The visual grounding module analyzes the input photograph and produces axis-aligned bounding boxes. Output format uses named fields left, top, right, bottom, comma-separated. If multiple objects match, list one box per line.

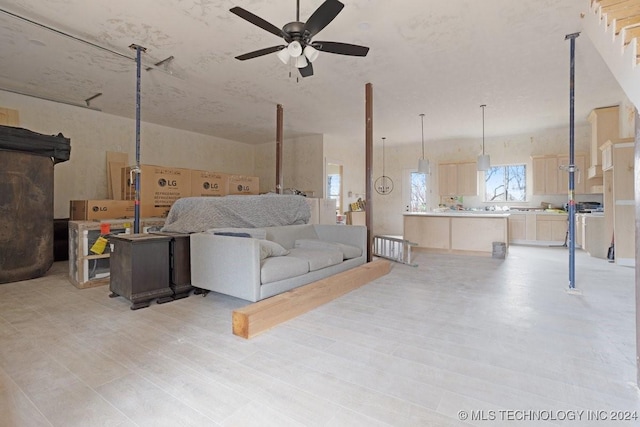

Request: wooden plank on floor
left=232, top=260, right=392, bottom=339
left=0, top=107, right=19, bottom=126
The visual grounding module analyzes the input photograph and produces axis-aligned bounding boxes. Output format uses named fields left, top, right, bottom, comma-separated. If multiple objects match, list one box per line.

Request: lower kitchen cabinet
left=536, top=215, right=567, bottom=243
left=508, top=212, right=568, bottom=245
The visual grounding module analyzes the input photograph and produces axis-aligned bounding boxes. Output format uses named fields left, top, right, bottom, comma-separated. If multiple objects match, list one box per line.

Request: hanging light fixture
left=477, top=104, right=490, bottom=171
left=417, top=113, right=429, bottom=174
left=375, top=137, right=394, bottom=194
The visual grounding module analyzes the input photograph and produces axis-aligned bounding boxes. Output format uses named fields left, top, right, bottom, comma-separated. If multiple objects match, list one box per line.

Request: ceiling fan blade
left=235, top=45, right=284, bottom=61
left=230, top=7, right=284, bottom=38
left=304, top=0, right=344, bottom=38
left=314, top=41, right=369, bottom=56
left=299, top=62, right=314, bottom=78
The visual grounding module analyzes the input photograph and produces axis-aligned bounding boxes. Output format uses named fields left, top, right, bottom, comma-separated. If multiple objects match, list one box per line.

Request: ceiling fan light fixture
left=295, top=54, right=308, bottom=68
left=304, top=45, right=319, bottom=61
left=276, top=47, right=290, bottom=64
left=288, top=40, right=303, bottom=57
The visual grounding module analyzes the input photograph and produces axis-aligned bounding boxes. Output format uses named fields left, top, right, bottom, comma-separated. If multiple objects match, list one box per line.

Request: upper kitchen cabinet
left=532, top=156, right=558, bottom=195
left=557, top=154, right=586, bottom=194
left=587, top=106, right=619, bottom=183
left=457, top=162, right=478, bottom=196
left=438, top=162, right=477, bottom=196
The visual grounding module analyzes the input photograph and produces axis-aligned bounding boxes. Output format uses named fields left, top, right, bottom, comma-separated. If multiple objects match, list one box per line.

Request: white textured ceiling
left=0, top=0, right=626, bottom=146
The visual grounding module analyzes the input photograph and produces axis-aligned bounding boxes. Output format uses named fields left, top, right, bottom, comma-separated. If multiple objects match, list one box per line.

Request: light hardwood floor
left=1, top=245, right=638, bottom=426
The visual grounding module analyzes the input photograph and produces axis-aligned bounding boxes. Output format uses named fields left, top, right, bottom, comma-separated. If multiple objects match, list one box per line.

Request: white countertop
left=404, top=212, right=510, bottom=218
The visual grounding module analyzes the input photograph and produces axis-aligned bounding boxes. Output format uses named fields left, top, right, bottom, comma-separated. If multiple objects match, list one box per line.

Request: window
left=409, top=171, right=428, bottom=212
left=484, top=165, right=526, bottom=202
left=327, top=173, right=341, bottom=213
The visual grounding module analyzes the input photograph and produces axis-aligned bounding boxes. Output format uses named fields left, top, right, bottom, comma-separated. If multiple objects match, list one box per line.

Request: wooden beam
left=601, top=1, right=640, bottom=23
left=613, top=15, right=640, bottom=34
left=232, top=260, right=391, bottom=339
left=276, top=104, right=283, bottom=194
left=365, top=83, right=373, bottom=262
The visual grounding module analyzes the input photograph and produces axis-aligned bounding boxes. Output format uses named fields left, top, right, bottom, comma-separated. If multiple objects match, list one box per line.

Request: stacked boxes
left=190, top=170, right=229, bottom=197
left=70, top=200, right=135, bottom=220
left=71, top=164, right=259, bottom=220
left=228, top=174, right=259, bottom=195
left=121, top=165, right=192, bottom=217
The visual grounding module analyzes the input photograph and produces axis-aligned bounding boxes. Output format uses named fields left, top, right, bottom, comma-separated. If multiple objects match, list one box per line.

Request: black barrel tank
left=0, top=126, right=70, bottom=283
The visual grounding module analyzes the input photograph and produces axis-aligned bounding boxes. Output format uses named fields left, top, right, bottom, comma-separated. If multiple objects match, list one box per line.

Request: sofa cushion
left=261, top=256, right=310, bottom=284
left=265, top=224, right=318, bottom=249
left=287, top=247, right=343, bottom=272
left=259, top=240, right=290, bottom=260
left=207, top=227, right=266, bottom=239
left=294, top=238, right=363, bottom=260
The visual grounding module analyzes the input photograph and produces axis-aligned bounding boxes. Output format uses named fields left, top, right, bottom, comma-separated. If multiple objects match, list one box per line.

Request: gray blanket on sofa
left=160, top=194, right=311, bottom=233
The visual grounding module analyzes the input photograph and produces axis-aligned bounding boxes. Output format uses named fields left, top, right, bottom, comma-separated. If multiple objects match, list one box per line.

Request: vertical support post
left=130, top=44, right=146, bottom=234
left=635, top=108, right=640, bottom=385
left=565, top=32, right=579, bottom=291
left=276, top=104, right=284, bottom=194
left=365, top=83, right=373, bottom=262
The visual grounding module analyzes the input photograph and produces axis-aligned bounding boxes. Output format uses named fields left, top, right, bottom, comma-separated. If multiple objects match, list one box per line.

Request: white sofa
left=190, top=224, right=367, bottom=302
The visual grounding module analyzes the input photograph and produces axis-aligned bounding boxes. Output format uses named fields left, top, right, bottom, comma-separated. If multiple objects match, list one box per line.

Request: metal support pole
left=130, top=44, right=146, bottom=234
left=565, top=32, right=579, bottom=291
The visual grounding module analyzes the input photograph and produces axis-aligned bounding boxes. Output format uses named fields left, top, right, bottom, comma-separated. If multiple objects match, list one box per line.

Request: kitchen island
left=403, top=212, right=509, bottom=256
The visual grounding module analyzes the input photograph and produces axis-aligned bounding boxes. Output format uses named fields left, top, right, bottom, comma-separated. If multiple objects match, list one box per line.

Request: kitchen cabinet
left=557, top=154, right=586, bottom=194
left=508, top=212, right=538, bottom=243
left=587, top=106, right=618, bottom=181
left=438, top=162, right=476, bottom=196
left=600, top=141, right=613, bottom=171
left=404, top=212, right=508, bottom=256
left=533, top=153, right=591, bottom=195
left=536, top=214, right=567, bottom=243
left=457, top=162, right=478, bottom=196
left=508, top=215, right=526, bottom=242
left=576, top=213, right=606, bottom=258
left=438, top=163, right=457, bottom=196
left=606, top=138, right=635, bottom=266
left=532, top=156, right=558, bottom=195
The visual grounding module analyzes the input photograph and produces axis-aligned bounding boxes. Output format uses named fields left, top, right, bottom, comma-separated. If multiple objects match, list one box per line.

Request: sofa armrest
left=190, top=232, right=262, bottom=302
left=312, top=224, right=368, bottom=258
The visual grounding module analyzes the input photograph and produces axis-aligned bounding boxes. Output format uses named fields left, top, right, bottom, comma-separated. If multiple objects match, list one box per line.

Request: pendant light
left=375, top=137, right=394, bottom=194
left=477, top=104, right=490, bottom=171
left=417, top=113, right=429, bottom=174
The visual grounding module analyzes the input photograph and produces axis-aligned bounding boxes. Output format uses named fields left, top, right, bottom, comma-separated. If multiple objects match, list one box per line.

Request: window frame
left=483, top=163, right=527, bottom=203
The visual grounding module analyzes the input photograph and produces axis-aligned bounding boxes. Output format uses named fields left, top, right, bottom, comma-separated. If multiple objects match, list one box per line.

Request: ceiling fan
left=230, top=0, right=369, bottom=77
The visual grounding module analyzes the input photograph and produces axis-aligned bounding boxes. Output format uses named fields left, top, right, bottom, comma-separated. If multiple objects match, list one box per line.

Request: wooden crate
left=68, top=218, right=166, bottom=288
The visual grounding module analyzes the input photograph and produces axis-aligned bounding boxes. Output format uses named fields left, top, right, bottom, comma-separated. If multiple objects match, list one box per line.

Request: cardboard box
left=70, top=200, right=135, bottom=220
left=190, top=170, right=229, bottom=197
left=228, top=175, right=259, bottom=195
left=122, top=165, right=192, bottom=216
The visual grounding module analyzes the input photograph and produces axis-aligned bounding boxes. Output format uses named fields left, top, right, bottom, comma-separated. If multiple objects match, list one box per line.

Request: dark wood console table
left=109, top=234, right=173, bottom=310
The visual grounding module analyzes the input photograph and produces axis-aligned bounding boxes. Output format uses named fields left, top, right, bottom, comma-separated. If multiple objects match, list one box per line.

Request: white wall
left=323, top=133, right=366, bottom=208
left=255, top=134, right=324, bottom=196
left=1, top=90, right=255, bottom=218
